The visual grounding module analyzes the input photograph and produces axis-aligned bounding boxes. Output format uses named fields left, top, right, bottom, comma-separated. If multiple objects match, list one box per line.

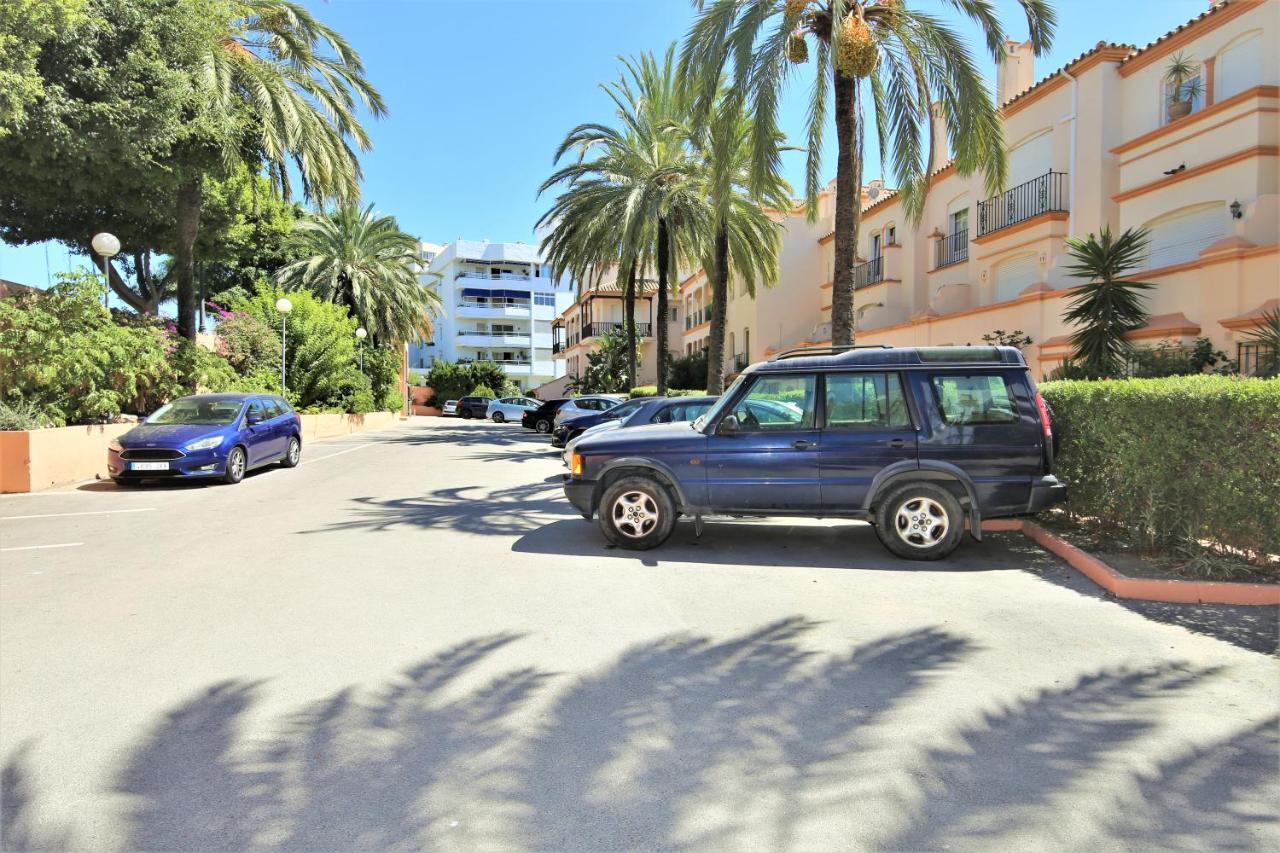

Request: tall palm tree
left=275, top=204, right=441, bottom=345
left=1062, top=226, right=1154, bottom=378
left=540, top=48, right=706, bottom=394
left=681, top=0, right=1056, bottom=346
left=173, top=0, right=386, bottom=339
left=679, top=96, right=791, bottom=393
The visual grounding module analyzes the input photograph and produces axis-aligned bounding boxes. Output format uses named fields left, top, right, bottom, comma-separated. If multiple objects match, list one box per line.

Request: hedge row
left=1040, top=375, right=1280, bottom=560
left=628, top=387, right=708, bottom=399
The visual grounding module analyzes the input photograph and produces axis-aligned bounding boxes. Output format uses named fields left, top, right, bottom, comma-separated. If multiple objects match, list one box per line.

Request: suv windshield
left=693, top=375, right=747, bottom=431
left=148, top=399, right=244, bottom=425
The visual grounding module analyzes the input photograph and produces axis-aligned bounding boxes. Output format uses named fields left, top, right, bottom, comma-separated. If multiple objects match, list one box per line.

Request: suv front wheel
left=598, top=476, right=676, bottom=550
left=874, top=482, right=964, bottom=561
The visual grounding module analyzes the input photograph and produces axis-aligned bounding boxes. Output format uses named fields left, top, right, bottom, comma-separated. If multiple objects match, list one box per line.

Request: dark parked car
left=552, top=395, right=718, bottom=449
left=564, top=345, right=1065, bottom=561
left=456, top=396, right=493, bottom=419
left=522, top=398, right=571, bottom=434
left=107, top=393, right=302, bottom=486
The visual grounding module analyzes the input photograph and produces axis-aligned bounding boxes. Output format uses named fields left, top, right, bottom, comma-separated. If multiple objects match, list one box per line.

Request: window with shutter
left=993, top=253, right=1039, bottom=302
left=1144, top=203, right=1227, bottom=269
left=1217, top=31, right=1262, bottom=102
left=1008, top=130, right=1053, bottom=188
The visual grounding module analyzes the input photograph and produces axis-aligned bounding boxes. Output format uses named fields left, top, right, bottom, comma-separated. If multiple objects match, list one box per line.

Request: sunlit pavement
left=1, top=417, right=1276, bottom=850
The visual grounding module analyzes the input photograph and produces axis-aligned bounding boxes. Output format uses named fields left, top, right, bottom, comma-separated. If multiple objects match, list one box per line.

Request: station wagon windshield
left=147, top=399, right=244, bottom=425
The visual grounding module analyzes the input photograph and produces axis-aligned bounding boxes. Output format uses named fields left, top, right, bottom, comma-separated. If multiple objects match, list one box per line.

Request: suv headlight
left=185, top=435, right=225, bottom=451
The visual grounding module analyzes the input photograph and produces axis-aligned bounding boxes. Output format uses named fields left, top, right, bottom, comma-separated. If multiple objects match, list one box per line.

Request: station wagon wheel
left=874, top=482, right=964, bottom=561
left=598, top=475, right=677, bottom=550
left=281, top=436, right=301, bottom=468
left=536, top=418, right=552, bottom=434
left=223, top=447, right=247, bottom=485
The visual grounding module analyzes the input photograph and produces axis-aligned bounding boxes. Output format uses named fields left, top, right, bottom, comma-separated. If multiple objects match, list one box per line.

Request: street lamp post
left=355, top=326, right=367, bottom=373
left=275, top=297, right=292, bottom=395
left=91, top=232, right=120, bottom=309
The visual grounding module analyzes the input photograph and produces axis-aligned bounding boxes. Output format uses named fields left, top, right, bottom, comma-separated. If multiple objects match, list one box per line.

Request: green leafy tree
left=1062, top=226, right=1155, bottom=378
left=275, top=204, right=441, bottom=345
left=469, top=384, right=497, bottom=398
left=422, top=360, right=507, bottom=406
left=667, top=350, right=709, bottom=390
left=567, top=327, right=633, bottom=394
left=681, top=0, right=1056, bottom=346
left=541, top=47, right=707, bottom=394
left=0, top=0, right=85, bottom=135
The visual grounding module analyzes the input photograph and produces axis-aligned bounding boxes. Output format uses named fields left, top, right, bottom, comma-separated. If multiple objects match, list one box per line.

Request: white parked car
left=552, top=394, right=625, bottom=427
left=486, top=396, right=540, bottom=423
left=442, top=400, right=458, bottom=417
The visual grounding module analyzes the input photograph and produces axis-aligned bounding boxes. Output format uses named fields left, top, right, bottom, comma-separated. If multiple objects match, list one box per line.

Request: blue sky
left=1, top=0, right=1211, bottom=291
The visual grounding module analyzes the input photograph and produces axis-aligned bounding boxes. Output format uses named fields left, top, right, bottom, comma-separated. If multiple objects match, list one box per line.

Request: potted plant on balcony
left=1164, top=53, right=1203, bottom=122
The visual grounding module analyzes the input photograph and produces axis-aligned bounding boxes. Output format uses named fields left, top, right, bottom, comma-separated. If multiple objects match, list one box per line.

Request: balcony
left=455, top=299, right=533, bottom=319
left=977, top=171, right=1068, bottom=238
left=731, top=353, right=748, bottom=372
left=935, top=229, right=969, bottom=269
left=552, top=341, right=565, bottom=354
left=583, top=321, right=652, bottom=340
left=456, top=328, right=531, bottom=347
left=454, top=270, right=533, bottom=282
left=853, top=256, right=883, bottom=290
left=684, top=308, right=710, bottom=330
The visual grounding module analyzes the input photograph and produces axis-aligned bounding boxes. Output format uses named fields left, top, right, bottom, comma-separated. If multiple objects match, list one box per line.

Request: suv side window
left=931, top=374, right=1018, bottom=424
left=734, top=375, right=817, bottom=431
left=825, top=373, right=911, bottom=429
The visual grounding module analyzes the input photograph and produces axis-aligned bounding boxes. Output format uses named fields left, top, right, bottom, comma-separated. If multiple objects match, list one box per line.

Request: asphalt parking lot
left=1, top=417, right=1277, bottom=850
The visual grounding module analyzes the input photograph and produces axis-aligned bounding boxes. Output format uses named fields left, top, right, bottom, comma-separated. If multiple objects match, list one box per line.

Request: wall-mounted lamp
left=1229, top=199, right=1243, bottom=220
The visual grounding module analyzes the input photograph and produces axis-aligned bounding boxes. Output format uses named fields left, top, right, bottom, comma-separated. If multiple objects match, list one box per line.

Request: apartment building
left=696, top=0, right=1280, bottom=379
left=407, top=239, right=572, bottom=392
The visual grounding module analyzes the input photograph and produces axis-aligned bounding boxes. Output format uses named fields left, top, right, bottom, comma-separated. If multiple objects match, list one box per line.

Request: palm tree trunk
left=624, top=257, right=638, bottom=389
left=656, top=218, right=671, bottom=395
left=830, top=68, right=863, bottom=347
left=174, top=176, right=203, bottom=340
left=706, top=218, right=730, bottom=394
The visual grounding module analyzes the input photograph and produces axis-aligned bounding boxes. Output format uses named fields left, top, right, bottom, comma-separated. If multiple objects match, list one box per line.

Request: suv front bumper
left=563, top=475, right=595, bottom=518
left=1027, top=475, right=1068, bottom=513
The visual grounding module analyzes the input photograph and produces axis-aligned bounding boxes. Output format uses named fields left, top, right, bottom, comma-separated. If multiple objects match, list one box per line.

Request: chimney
left=996, top=39, right=1035, bottom=106
left=929, top=101, right=949, bottom=167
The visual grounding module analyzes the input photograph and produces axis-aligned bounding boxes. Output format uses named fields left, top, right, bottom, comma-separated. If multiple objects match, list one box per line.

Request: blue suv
left=564, top=345, right=1065, bottom=560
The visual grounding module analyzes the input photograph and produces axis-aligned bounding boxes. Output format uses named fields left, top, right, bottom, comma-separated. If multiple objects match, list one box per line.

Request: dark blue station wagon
left=564, top=345, right=1066, bottom=560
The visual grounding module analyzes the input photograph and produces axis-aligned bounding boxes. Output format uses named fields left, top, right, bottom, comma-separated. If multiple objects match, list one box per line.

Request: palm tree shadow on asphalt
left=4, top=622, right=1273, bottom=851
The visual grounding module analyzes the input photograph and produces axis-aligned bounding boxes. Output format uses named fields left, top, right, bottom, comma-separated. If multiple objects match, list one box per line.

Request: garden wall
left=0, top=412, right=401, bottom=493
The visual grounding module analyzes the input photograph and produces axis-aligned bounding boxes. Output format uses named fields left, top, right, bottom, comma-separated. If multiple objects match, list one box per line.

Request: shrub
left=0, top=398, right=48, bottom=430
left=470, top=383, right=496, bottom=398
left=423, top=360, right=506, bottom=404
left=1041, top=375, right=1280, bottom=564
left=629, top=386, right=706, bottom=399
left=667, top=350, right=707, bottom=389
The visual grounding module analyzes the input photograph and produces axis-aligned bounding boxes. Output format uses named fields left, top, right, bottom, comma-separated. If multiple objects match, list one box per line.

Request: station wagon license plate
left=130, top=461, right=169, bottom=471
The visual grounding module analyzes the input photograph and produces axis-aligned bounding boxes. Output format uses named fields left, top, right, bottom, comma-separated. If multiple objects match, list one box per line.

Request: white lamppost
left=355, top=326, right=367, bottom=373
left=275, top=297, right=292, bottom=394
left=91, top=232, right=120, bottom=308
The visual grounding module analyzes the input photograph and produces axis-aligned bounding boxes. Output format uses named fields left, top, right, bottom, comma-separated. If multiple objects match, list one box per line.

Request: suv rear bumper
left=1027, top=475, right=1067, bottom=513
left=563, top=475, right=595, bottom=518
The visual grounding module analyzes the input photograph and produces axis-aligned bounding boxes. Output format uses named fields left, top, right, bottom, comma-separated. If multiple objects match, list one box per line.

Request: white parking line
left=301, top=441, right=385, bottom=465
left=0, top=542, right=84, bottom=553
left=0, top=508, right=156, bottom=521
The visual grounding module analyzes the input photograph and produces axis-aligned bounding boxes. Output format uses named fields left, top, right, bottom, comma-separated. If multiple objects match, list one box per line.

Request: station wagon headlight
left=185, top=435, right=225, bottom=451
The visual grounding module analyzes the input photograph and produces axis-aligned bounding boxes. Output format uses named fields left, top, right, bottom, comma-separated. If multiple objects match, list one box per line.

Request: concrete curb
left=981, top=519, right=1280, bottom=606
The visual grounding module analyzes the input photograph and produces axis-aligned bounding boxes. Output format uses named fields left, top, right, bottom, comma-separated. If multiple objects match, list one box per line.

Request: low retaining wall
left=0, top=412, right=400, bottom=493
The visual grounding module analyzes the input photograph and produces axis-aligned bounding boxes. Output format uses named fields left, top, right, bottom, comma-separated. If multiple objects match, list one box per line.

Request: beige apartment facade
left=724, top=0, right=1279, bottom=378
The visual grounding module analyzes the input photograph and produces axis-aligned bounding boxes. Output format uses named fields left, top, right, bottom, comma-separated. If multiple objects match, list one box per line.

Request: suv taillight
left=1035, top=392, right=1053, bottom=440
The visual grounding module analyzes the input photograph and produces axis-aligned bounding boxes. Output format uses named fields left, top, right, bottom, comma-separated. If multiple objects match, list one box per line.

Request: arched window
left=1144, top=202, right=1227, bottom=269
left=1217, top=30, right=1263, bottom=102
left=728, top=331, right=736, bottom=357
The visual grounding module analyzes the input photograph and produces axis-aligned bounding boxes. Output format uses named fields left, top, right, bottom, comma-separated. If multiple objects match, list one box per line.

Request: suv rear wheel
left=874, top=482, right=964, bottom=561
left=598, top=476, right=676, bottom=550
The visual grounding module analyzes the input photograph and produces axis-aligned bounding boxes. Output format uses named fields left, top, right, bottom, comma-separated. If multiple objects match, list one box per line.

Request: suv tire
left=874, top=482, right=964, bottom=561
left=460, top=408, right=473, bottom=420
left=598, top=475, right=676, bottom=550
left=492, top=411, right=505, bottom=423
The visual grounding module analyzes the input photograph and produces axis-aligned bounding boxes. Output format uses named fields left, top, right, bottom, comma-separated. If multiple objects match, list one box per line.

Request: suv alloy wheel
left=598, top=475, right=677, bottom=550
left=874, top=482, right=964, bottom=560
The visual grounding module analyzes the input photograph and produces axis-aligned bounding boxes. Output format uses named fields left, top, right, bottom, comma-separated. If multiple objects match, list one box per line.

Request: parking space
left=1, top=417, right=1276, bottom=850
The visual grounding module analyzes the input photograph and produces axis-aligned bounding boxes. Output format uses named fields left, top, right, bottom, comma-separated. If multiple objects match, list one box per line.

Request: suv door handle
left=888, top=438, right=905, bottom=448
left=792, top=440, right=816, bottom=450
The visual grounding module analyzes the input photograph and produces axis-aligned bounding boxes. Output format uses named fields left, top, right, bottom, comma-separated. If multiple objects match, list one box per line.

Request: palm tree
left=681, top=0, right=1056, bottom=346
left=275, top=204, right=441, bottom=345
left=1241, top=307, right=1280, bottom=378
left=173, top=0, right=387, bottom=339
left=1061, top=226, right=1155, bottom=378
left=679, top=96, right=791, bottom=393
left=540, top=48, right=706, bottom=394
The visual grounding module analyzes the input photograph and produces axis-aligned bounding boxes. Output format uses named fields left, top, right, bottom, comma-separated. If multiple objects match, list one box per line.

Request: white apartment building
left=408, top=239, right=572, bottom=392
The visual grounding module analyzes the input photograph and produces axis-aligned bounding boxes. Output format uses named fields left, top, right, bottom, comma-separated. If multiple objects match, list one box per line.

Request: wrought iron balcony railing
left=976, top=171, right=1068, bottom=238
left=853, top=256, right=884, bottom=290
left=935, top=229, right=969, bottom=268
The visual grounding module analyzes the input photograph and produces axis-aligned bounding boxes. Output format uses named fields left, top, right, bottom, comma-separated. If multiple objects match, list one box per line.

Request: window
left=262, top=399, right=283, bottom=419
left=993, top=253, right=1039, bottom=302
left=274, top=397, right=293, bottom=413
left=247, top=400, right=267, bottom=422
left=1163, top=67, right=1204, bottom=122
left=733, top=375, right=816, bottom=431
left=825, top=373, right=911, bottom=429
left=653, top=400, right=713, bottom=423
left=931, top=374, right=1018, bottom=424
left=1218, top=31, right=1262, bottom=102
left=886, top=225, right=897, bottom=245
left=534, top=293, right=556, bottom=306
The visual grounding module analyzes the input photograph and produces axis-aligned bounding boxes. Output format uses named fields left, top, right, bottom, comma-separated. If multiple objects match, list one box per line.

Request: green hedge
left=629, top=386, right=707, bottom=399
left=1041, top=376, right=1280, bottom=560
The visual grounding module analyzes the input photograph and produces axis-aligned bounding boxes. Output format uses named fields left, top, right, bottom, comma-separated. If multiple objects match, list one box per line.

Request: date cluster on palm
left=787, top=33, right=810, bottom=64
left=835, top=13, right=879, bottom=78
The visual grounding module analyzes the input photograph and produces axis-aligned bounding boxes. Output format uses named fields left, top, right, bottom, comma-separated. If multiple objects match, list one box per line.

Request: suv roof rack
left=768, top=344, right=892, bottom=362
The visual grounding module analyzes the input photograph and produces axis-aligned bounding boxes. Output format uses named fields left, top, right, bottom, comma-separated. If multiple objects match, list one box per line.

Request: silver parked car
left=562, top=395, right=717, bottom=464
left=486, top=396, right=540, bottom=423
left=442, top=400, right=458, bottom=417
left=552, top=394, right=625, bottom=427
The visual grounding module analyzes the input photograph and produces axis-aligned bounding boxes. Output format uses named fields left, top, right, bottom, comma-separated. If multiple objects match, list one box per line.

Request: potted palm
left=1165, top=53, right=1203, bottom=121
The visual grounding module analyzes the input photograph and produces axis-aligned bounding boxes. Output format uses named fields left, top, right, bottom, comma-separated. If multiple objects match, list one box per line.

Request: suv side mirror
left=715, top=415, right=739, bottom=436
